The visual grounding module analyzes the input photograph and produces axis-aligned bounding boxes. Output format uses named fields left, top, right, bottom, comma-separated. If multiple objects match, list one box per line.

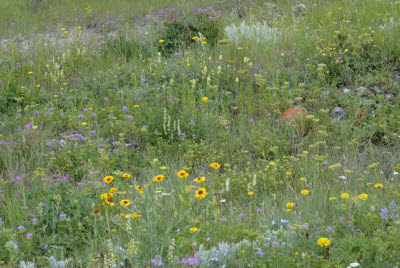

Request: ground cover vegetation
left=1, top=0, right=400, bottom=267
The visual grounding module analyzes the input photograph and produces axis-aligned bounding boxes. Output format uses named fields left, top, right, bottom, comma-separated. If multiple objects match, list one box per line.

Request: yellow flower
left=269, top=161, right=276, bottom=166
left=135, top=184, right=144, bottom=195
left=100, top=193, right=108, bottom=199
left=192, top=36, right=199, bottom=40
left=273, top=193, right=277, bottom=198
left=177, top=170, right=189, bottom=178
left=122, top=173, right=132, bottom=178
left=159, top=40, right=165, bottom=43
left=194, top=177, right=206, bottom=183
left=195, top=187, right=208, bottom=199
left=133, top=104, right=139, bottom=108
left=248, top=191, right=254, bottom=195
left=202, top=96, right=209, bottom=103
left=340, top=192, right=349, bottom=199
left=105, top=199, right=115, bottom=206
left=27, top=71, right=33, bottom=74
left=286, top=202, right=295, bottom=208
left=81, top=122, right=87, bottom=126
left=189, top=227, right=198, bottom=233
left=210, top=162, right=221, bottom=170
left=202, top=41, right=207, bottom=45
left=374, top=183, right=383, bottom=188
left=202, top=37, right=206, bottom=40
left=120, top=199, right=131, bottom=207
left=103, top=176, right=114, bottom=184
left=35, top=85, right=40, bottom=88
left=153, top=175, right=165, bottom=182
left=317, top=237, right=331, bottom=247
left=110, top=187, right=117, bottom=193
left=358, top=193, right=368, bottom=200
left=160, top=166, right=167, bottom=170
left=301, top=189, right=310, bottom=195
left=329, top=197, right=337, bottom=200
left=286, top=171, right=292, bottom=175
left=300, top=177, right=306, bottom=181
left=129, top=212, right=141, bottom=220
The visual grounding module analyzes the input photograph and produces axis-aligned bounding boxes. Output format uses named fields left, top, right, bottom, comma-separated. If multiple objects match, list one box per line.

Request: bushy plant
left=148, top=7, right=224, bottom=54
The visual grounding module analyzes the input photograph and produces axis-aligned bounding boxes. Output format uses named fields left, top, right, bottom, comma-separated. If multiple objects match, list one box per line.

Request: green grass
left=1, top=0, right=400, bottom=267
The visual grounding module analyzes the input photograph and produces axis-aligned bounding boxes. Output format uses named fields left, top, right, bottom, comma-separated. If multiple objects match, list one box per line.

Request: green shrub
left=150, top=7, right=224, bottom=54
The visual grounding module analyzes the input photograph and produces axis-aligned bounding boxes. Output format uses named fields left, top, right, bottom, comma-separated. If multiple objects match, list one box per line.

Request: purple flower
left=34, top=111, right=40, bottom=115
left=46, top=142, right=53, bottom=146
left=226, top=125, right=230, bottom=129
left=192, top=134, right=196, bottom=138
left=113, top=149, right=119, bottom=153
left=336, top=108, right=344, bottom=114
left=151, top=255, right=163, bottom=266
left=190, top=119, right=195, bottom=124
left=16, top=190, right=21, bottom=195
left=327, top=226, right=334, bottom=232
left=380, top=208, right=389, bottom=220
left=59, top=214, right=67, bottom=220
left=272, top=241, right=279, bottom=246
left=257, top=208, right=263, bottom=213
left=337, top=56, right=342, bottom=61
left=16, top=62, right=21, bottom=67
left=239, top=213, right=245, bottom=218
left=27, top=233, right=33, bottom=239
left=16, top=176, right=21, bottom=181
left=338, top=216, right=344, bottom=221
left=182, top=253, right=199, bottom=265
left=91, top=113, right=97, bottom=117
left=18, top=225, right=25, bottom=232
left=104, top=97, right=109, bottom=101
left=83, top=109, right=88, bottom=112
left=175, top=53, right=180, bottom=56
left=301, top=224, right=309, bottom=229
left=220, top=217, right=227, bottom=222
left=32, top=218, right=38, bottom=224
left=142, top=125, right=148, bottom=129
left=78, top=115, right=84, bottom=119
left=249, top=118, right=254, bottom=123
left=122, top=106, right=128, bottom=111
left=90, top=130, right=96, bottom=134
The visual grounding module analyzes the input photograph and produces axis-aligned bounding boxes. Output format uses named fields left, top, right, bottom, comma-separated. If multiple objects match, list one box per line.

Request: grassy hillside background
left=1, top=0, right=400, bottom=267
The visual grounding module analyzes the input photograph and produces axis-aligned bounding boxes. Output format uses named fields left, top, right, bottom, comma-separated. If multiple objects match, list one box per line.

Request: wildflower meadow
left=1, top=0, right=400, bottom=267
